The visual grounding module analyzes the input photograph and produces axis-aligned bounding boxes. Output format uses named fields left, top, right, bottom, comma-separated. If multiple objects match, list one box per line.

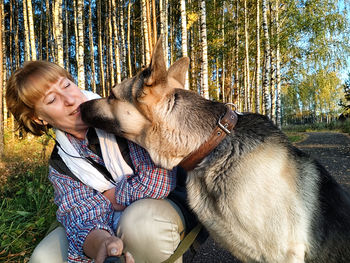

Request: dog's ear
left=145, top=37, right=167, bottom=86
left=167, top=57, right=190, bottom=88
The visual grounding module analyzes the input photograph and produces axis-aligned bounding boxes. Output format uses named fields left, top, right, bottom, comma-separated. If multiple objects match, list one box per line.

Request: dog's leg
left=284, top=243, right=305, bottom=263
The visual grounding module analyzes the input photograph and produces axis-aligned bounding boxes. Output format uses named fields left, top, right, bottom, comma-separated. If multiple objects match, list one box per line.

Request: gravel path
left=184, top=132, right=350, bottom=263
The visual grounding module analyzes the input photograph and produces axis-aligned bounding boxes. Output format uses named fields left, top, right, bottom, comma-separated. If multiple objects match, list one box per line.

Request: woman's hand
left=103, top=187, right=126, bottom=211
left=84, top=229, right=134, bottom=263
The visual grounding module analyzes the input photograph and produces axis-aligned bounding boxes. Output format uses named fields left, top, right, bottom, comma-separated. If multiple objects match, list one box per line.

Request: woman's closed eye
left=47, top=96, right=56, bottom=104
left=64, top=82, right=71, bottom=88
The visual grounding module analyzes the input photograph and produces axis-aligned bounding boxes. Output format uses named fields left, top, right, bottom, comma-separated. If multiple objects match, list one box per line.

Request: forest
left=0, top=0, right=350, bottom=151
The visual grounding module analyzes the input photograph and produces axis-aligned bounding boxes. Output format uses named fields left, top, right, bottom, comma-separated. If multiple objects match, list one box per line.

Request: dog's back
left=187, top=113, right=350, bottom=263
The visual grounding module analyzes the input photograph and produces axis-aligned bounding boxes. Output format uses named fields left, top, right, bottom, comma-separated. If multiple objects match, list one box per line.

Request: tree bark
left=119, top=1, right=127, bottom=79
left=244, top=0, right=251, bottom=111
left=275, top=0, right=282, bottom=128
left=127, top=2, right=132, bottom=77
left=160, top=0, right=169, bottom=68
left=255, top=0, right=261, bottom=113
left=141, top=0, right=151, bottom=65
left=23, top=0, right=30, bottom=61
left=200, top=0, right=209, bottom=99
left=270, top=1, right=276, bottom=122
left=262, top=0, right=271, bottom=115
left=65, top=0, right=70, bottom=70
left=181, top=0, right=189, bottom=89
left=54, top=0, right=64, bottom=67
left=97, top=0, right=105, bottom=96
left=235, top=0, right=240, bottom=110
left=88, top=0, right=96, bottom=93
left=27, top=0, right=37, bottom=60
left=77, top=0, right=85, bottom=89
left=152, top=0, right=157, bottom=46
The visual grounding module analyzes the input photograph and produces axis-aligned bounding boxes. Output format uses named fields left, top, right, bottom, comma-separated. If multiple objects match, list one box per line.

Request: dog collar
left=179, top=104, right=238, bottom=171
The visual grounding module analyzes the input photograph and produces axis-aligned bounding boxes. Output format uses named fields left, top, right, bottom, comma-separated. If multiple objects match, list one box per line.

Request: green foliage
left=0, top=131, right=56, bottom=262
left=283, top=118, right=350, bottom=134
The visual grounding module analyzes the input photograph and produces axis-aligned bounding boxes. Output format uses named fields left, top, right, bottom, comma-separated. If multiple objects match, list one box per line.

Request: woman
left=6, top=61, right=189, bottom=263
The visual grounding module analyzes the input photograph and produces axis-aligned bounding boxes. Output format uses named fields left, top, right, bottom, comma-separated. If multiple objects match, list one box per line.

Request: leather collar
left=179, top=106, right=238, bottom=171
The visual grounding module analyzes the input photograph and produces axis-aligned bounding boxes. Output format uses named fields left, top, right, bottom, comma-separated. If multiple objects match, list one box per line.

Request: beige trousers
left=29, top=198, right=185, bottom=263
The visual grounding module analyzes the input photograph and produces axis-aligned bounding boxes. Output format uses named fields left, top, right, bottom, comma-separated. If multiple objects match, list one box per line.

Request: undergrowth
left=0, top=131, right=55, bottom=263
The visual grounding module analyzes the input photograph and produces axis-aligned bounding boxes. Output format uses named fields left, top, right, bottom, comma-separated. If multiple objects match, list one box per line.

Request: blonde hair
left=6, top=61, right=74, bottom=136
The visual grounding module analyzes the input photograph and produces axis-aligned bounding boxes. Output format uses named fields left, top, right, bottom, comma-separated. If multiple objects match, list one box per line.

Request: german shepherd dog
left=80, top=39, right=350, bottom=263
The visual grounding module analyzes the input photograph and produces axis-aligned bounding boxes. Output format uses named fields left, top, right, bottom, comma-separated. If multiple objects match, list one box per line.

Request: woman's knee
left=29, top=226, right=68, bottom=263
left=117, top=198, right=185, bottom=263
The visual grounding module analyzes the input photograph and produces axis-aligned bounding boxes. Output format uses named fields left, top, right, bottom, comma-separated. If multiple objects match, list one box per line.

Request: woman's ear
left=33, top=117, right=48, bottom=126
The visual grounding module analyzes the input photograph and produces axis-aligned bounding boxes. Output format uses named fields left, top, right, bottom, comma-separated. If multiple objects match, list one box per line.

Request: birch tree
left=181, top=0, right=189, bottom=89
left=97, top=0, right=105, bottom=96
left=270, top=1, right=276, bottom=121
left=119, top=0, right=127, bottom=78
left=23, top=0, right=30, bottom=61
left=262, top=0, right=271, bottom=115
left=88, top=0, right=96, bottom=93
left=141, top=0, right=151, bottom=65
left=275, top=0, right=281, bottom=127
left=255, top=0, right=261, bottom=113
left=76, top=0, right=85, bottom=89
left=53, top=0, right=64, bottom=67
left=127, top=2, right=132, bottom=77
left=160, top=0, right=169, bottom=68
left=200, top=0, right=209, bottom=99
left=27, top=0, right=37, bottom=60
left=235, top=0, right=240, bottom=110
left=244, top=0, right=250, bottom=111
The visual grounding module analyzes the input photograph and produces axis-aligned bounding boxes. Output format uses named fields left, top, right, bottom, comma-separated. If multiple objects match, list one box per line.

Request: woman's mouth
left=70, top=108, right=80, bottom=115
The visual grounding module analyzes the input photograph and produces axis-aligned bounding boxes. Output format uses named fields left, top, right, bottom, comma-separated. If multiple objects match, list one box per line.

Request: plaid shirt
left=49, top=132, right=177, bottom=262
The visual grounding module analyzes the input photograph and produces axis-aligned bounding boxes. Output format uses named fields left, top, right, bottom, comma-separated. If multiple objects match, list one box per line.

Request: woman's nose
left=63, top=93, right=75, bottom=105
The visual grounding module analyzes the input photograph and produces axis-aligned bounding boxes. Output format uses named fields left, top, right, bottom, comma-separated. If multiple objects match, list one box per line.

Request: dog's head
left=81, top=38, right=224, bottom=169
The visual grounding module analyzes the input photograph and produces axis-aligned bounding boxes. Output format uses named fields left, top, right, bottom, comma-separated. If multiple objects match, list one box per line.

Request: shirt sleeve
left=114, top=141, right=177, bottom=206
left=49, top=167, right=115, bottom=262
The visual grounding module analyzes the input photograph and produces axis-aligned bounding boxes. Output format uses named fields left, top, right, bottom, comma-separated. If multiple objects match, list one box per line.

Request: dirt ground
left=184, top=132, right=350, bottom=263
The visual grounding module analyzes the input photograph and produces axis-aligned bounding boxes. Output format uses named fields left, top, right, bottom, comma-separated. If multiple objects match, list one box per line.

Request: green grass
left=283, top=119, right=350, bottom=134
left=0, top=131, right=56, bottom=262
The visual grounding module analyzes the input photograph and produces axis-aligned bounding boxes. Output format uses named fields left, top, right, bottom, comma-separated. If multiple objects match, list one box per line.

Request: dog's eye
left=107, top=93, right=116, bottom=103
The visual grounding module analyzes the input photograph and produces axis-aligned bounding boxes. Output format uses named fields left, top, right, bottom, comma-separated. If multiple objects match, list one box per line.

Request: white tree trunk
left=77, top=0, right=85, bottom=89
left=88, top=0, right=96, bottom=93
left=200, top=0, right=209, bottom=99
left=23, top=0, right=30, bottom=61
left=235, top=0, right=240, bottom=110
left=127, top=2, right=132, bottom=77
left=255, top=0, right=261, bottom=113
left=270, top=1, right=276, bottom=122
left=141, top=0, right=151, bottom=65
left=111, top=0, right=121, bottom=84
left=262, top=0, right=271, bottom=115
left=275, top=0, right=282, bottom=128
left=27, top=0, right=37, bottom=60
left=181, top=0, right=189, bottom=89
left=244, top=0, right=251, bottom=111
left=119, top=0, right=127, bottom=78
left=54, top=0, right=64, bottom=67
left=160, top=0, right=169, bottom=68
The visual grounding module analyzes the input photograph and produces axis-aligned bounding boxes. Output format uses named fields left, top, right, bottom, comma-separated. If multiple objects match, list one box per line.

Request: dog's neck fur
left=144, top=90, right=228, bottom=169
left=178, top=106, right=238, bottom=171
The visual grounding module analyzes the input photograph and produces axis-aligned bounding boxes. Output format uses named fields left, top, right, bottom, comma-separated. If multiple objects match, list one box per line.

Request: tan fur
left=80, top=38, right=350, bottom=263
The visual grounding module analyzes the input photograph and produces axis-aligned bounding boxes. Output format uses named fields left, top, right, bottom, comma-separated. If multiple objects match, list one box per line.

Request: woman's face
left=34, top=76, right=88, bottom=139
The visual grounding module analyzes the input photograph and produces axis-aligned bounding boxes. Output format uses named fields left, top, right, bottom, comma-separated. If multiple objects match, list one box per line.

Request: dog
left=80, top=38, right=350, bottom=263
